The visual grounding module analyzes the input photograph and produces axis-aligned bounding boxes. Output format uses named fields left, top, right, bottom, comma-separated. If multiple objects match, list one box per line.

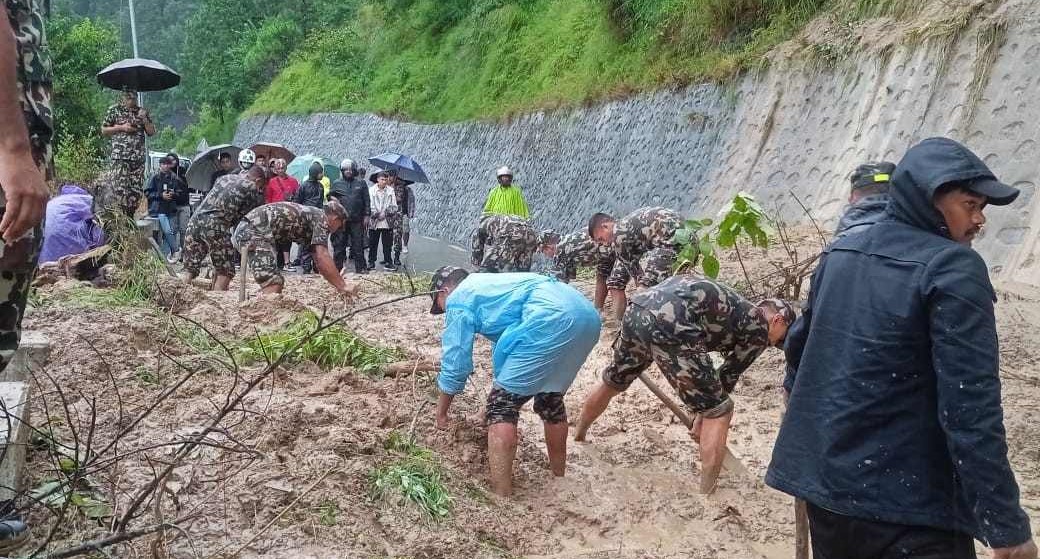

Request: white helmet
left=340, top=159, right=358, bottom=172
left=496, top=166, right=513, bottom=178
left=238, top=149, right=256, bottom=165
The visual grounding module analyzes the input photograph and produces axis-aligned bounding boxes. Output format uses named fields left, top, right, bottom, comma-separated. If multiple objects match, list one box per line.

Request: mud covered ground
left=19, top=233, right=1040, bottom=558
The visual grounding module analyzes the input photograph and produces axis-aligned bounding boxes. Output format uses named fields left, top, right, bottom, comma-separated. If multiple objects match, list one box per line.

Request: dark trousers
left=299, top=244, right=314, bottom=273
left=807, top=503, right=976, bottom=559
left=332, top=221, right=366, bottom=272
left=368, top=228, right=392, bottom=266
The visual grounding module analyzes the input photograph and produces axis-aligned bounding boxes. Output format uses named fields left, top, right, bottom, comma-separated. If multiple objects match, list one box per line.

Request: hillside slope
left=248, top=0, right=831, bottom=122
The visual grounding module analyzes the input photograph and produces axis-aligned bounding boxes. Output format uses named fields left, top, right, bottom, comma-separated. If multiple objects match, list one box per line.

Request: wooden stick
left=147, top=237, right=178, bottom=278
left=238, top=247, right=248, bottom=303
left=636, top=373, right=749, bottom=479
left=795, top=498, right=810, bottom=559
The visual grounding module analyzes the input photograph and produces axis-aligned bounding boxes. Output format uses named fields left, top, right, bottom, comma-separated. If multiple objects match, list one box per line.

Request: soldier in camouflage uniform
left=181, top=167, right=268, bottom=290
left=550, top=230, right=616, bottom=309
left=233, top=201, right=359, bottom=298
left=1, top=0, right=54, bottom=544
left=96, top=89, right=155, bottom=220
left=589, top=207, right=685, bottom=321
left=574, top=276, right=795, bottom=493
left=470, top=214, right=552, bottom=273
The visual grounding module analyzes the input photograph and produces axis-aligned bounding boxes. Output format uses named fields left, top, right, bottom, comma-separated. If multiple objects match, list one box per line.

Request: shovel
left=637, top=373, right=750, bottom=492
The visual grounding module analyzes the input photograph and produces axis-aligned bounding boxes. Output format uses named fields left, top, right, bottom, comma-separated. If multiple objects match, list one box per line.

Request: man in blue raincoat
left=769, top=138, right=1036, bottom=559
left=429, top=266, right=601, bottom=496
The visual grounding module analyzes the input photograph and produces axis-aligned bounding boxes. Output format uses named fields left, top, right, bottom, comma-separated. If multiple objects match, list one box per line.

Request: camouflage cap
left=429, top=266, right=470, bottom=315
left=849, top=161, right=896, bottom=190
left=539, top=229, right=561, bottom=247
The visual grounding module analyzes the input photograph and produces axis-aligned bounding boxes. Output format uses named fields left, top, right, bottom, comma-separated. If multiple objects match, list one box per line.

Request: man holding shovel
left=574, top=276, right=794, bottom=493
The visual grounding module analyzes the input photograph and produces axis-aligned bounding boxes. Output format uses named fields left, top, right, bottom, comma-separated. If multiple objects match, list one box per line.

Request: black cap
left=429, top=266, right=469, bottom=315
left=850, top=161, right=896, bottom=190
left=965, top=176, right=1020, bottom=206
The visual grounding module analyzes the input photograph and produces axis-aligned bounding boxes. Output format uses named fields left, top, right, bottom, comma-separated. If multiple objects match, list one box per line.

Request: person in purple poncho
left=40, top=184, right=105, bottom=265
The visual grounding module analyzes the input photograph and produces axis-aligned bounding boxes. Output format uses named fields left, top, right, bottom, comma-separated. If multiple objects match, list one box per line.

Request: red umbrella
left=249, top=142, right=295, bottom=163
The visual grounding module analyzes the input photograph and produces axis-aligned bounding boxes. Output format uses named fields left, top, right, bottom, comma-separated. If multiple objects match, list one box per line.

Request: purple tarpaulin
left=39, top=185, right=105, bottom=265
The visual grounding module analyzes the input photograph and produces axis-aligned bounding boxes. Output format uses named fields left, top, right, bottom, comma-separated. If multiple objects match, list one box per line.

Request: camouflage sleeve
left=102, top=105, right=118, bottom=127
left=717, top=343, right=766, bottom=394
left=310, top=215, right=330, bottom=247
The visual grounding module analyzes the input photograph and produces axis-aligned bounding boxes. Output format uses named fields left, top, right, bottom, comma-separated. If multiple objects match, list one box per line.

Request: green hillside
left=248, top=0, right=829, bottom=122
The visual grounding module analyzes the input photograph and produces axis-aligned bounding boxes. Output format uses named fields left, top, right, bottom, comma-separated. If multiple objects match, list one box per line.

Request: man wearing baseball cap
left=770, top=137, right=1035, bottom=559
left=428, top=267, right=600, bottom=496
left=836, top=161, right=895, bottom=238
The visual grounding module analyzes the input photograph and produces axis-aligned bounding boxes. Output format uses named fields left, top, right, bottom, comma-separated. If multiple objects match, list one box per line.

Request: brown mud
left=21, top=231, right=1040, bottom=558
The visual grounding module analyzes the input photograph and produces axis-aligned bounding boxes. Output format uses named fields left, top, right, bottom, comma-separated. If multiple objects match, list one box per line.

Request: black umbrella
left=185, top=144, right=242, bottom=192
left=97, top=58, right=180, bottom=92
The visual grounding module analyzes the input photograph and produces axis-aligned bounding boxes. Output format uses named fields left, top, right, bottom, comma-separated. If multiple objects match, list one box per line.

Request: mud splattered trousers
left=94, top=158, right=145, bottom=221
left=231, top=223, right=284, bottom=288
left=603, top=303, right=735, bottom=418
left=182, top=215, right=236, bottom=278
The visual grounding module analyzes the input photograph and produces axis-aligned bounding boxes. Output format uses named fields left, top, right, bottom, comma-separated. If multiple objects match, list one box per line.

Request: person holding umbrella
left=97, top=89, right=155, bottom=220
left=328, top=159, right=370, bottom=274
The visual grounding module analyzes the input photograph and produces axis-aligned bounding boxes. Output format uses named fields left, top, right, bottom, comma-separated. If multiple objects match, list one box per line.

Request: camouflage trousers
left=474, top=239, right=537, bottom=273
left=605, top=247, right=677, bottom=291
left=231, top=223, right=283, bottom=288
left=602, top=304, right=734, bottom=418
left=485, top=385, right=567, bottom=425
left=182, top=215, right=236, bottom=277
left=392, top=215, right=410, bottom=255
left=94, top=158, right=145, bottom=220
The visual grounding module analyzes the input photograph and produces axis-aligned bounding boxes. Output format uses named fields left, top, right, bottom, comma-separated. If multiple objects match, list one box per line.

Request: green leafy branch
left=673, top=192, right=772, bottom=279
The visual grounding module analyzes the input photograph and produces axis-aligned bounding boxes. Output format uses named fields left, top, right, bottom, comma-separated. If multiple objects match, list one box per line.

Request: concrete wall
left=235, top=0, right=1040, bottom=286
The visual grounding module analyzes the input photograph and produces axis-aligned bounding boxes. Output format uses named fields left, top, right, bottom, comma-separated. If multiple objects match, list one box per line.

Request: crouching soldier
left=181, top=166, right=268, bottom=290
left=574, top=276, right=794, bottom=494
left=588, top=206, right=684, bottom=322
left=551, top=230, right=617, bottom=310
left=429, top=267, right=601, bottom=496
left=233, top=201, right=359, bottom=299
left=470, top=214, right=557, bottom=273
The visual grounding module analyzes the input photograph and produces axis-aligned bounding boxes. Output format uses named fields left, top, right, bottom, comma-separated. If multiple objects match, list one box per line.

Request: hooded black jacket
left=834, top=194, right=890, bottom=238
left=768, top=138, right=1031, bottom=548
left=294, top=179, right=324, bottom=208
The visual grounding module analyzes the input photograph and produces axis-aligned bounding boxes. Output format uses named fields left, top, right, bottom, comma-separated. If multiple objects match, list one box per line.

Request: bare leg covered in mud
left=488, top=423, right=518, bottom=496
left=690, top=410, right=734, bottom=494
left=573, top=382, right=621, bottom=442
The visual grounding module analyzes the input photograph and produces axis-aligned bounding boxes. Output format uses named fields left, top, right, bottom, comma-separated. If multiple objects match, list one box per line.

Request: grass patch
left=238, top=312, right=405, bottom=372
left=370, top=431, right=452, bottom=519
left=316, top=499, right=339, bottom=526
left=248, top=0, right=832, bottom=123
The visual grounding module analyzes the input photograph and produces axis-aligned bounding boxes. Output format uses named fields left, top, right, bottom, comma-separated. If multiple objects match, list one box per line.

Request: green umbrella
left=286, top=154, right=338, bottom=184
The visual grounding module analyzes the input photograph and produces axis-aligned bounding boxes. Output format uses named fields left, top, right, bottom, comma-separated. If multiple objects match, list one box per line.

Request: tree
left=48, top=14, right=124, bottom=183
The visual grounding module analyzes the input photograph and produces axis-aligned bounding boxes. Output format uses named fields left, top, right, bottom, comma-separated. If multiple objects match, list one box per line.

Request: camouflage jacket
left=553, top=230, right=614, bottom=276
left=242, top=202, right=330, bottom=247
left=103, top=103, right=146, bottom=162
left=6, top=0, right=52, bottom=149
left=470, top=214, right=537, bottom=266
left=631, top=276, right=768, bottom=392
left=194, top=174, right=265, bottom=230
left=612, top=207, right=682, bottom=279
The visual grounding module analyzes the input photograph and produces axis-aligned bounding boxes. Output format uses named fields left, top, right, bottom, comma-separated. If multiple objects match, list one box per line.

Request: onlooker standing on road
left=167, top=151, right=191, bottom=252
left=367, top=171, right=398, bottom=271
left=769, top=138, right=1037, bottom=559
left=482, top=166, right=529, bottom=219
left=391, top=175, right=415, bottom=265
left=1, top=0, right=56, bottom=546
left=267, top=158, right=300, bottom=270
left=328, top=159, right=370, bottom=274
left=97, top=89, right=155, bottom=220
left=210, top=152, right=234, bottom=189
left=293, top=161, right=325, bottom=273
left=145, top=155, right=188, bottom=261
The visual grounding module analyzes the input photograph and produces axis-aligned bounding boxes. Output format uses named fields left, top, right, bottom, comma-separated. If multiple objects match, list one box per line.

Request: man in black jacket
left=293, top=161, right=325, bottom=273
left=769, top=137, right=1036, bottom=559
left=328, top=159, right=370, bottom=274
left=145, top=155, right=189, bottom=260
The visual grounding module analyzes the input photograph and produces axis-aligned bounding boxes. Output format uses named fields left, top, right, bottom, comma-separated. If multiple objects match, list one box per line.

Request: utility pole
left=128, top=0, right=139, bottom=58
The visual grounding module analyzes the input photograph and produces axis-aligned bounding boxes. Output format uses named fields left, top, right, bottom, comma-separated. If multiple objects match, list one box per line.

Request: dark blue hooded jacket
left=768, top=138, right=1031, bottom=548
left=834, top=194, right=890, bottom=238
